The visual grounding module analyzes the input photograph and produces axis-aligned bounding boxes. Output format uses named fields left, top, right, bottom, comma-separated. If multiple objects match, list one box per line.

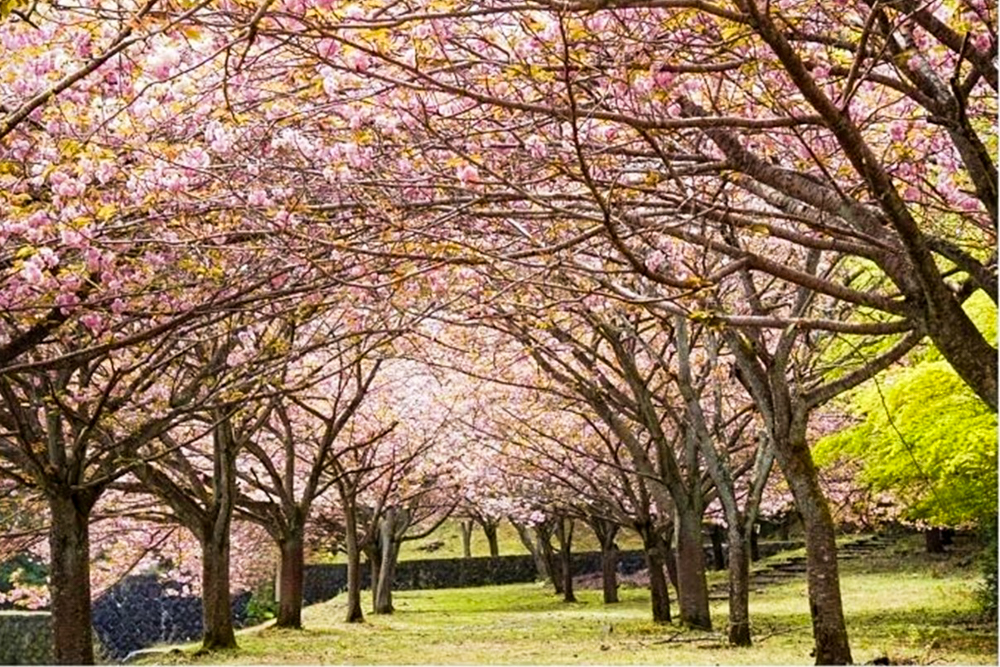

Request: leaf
left=688, top=310, right=717, bottom=323
left=95, top=204, right=117, bottom=221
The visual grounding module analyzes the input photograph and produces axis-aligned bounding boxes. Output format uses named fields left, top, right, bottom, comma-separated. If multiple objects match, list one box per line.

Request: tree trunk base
left=728, top=621, right=751, bottom=647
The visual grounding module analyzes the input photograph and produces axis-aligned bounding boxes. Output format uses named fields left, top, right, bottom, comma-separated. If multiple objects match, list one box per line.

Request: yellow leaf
left=58, top=139, right=83, bottom=158
left=96, top=204, right=116, bottom=221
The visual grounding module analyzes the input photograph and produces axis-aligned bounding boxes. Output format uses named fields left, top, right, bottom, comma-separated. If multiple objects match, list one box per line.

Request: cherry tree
left=123, top=311, right=321, bottom=651
left=671, top=316, right=773, bottom=645
left=303, top=356, right=459, bottom=622
left=0, top=306, right=271, bottom=663
left=1, top=2, right=992, bottom=664
left=422, top=315, right=681, bottom=618
left=452, top=333, right=677, bottom=622
left=490, top=292, right=714, bottom=629
left=293, top=5, right=993, bottom=658
left=236, top=326, right=395, bottom=628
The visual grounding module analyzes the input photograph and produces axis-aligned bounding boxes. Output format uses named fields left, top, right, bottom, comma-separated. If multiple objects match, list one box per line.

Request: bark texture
left=374, top=509, right=400, bottom=614
left=200, top=529, right=236, bottom=651
left=483, top=521, right=500, bottom=558
left=779, top=421, right=852, bottom=665
left=600, top=545, right=620, bottom=604
left=275, top=529, right=305, bottom=628
left=344, top=507, right=365, bottom=623
left=675, top=504, right=712, bottom=630
left=48, top=492, right=96, bottom=665
left=726, top=523, right=752, bottom=647
left=645, top=545, right=672, bottom=624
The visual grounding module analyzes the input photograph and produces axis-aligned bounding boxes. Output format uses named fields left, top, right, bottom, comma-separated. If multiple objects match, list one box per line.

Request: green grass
left=148, top=535, right=996, bottom=665
left=398, top=519, right=529, bottom=561
left=315, top=518, right=648, bottom=563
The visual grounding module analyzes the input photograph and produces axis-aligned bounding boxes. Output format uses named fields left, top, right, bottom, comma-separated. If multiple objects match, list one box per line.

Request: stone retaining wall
left=0, top=612, right=52, bottom=665
left=92, top=575, right=252, bottom=662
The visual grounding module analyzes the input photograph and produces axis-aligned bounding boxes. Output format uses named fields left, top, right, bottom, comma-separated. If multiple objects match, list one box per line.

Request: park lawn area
left=311, top=518, right=647, bottom=563
left=149, top=537, right=995, bottom=665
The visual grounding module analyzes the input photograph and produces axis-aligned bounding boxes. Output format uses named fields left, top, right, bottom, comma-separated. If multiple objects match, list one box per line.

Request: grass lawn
left=311, top=518, right=648, bottom=563
left=147, top=535, right=996, bottom=665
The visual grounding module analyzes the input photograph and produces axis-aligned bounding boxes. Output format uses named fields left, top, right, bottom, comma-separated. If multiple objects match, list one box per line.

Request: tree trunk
left=601, top=544, right=619, bottom=604
left=710, top=524, right=726, bottom=571
left=724, top=326, right=852, bottom=663
left=675, top=503, right=712, bottom=630
left=275, top=528, right=305, bottom=629
left=555, top=518, right=575, bottom=603
left=726, top=521, right=752, bottom=647
left=483, top=521, right=500, bottom=558
left=778, top=422, right=852, bottom=665
left=925, top=528, right=945, bottom=554
left=373, top=542, right=398, bottom=614
left=750, top=523, right=760, bottom=562
left=200, top=527, right=237, bottom=651
left=536, top=525, right=563, bottom=595
left=344, top=508, right=364, bottom=623
left=641, top=530, right=671, bottom=624
left=365, top=542, right=381, bottom=612
left=459, top=519, right=474, bottom=559
left=924, top=296, right=998, bottom=412
left=48, top=492, right=95, bottom=665
left=513, top=520, right=550, bottom=581
left=374, top=512, right=398, bottom=614
left=664, top=543, right=679, bottom=594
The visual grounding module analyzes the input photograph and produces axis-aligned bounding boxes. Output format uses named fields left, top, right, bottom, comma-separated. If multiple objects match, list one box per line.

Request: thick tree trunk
left=459, top=519, right=473, bottom=559
left=200, top=528, right=237, bottom=651
left=374, top=513, right=398, bottom=614
left=275, top=528, right=305, bottom=629
left=48, top=492, right=95, bottom=665
left=778, top=422, right=852, bottom=665
left=373, top=543, right=398, bottom=614
left=344, top=509, right=364, bottom=623
left=483, top=521, right=500, bottom=558
left=600, top=544, right=619, bottom=604
left=675, top=504, right=712, bottom=630
left=641, top=530, right=672, bottom=624
left=726, top=521, right=752, bottom=647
